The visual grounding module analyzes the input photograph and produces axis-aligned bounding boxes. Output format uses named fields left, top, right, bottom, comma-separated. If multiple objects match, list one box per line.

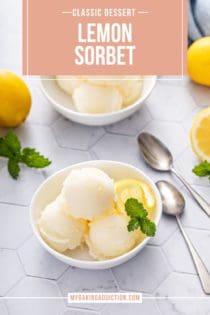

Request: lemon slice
left=115, top=179, right=144, bottom=212
left=139, top=182, right=156, bottom=209
left=190, top=107, right=210, bottom=162
left=115, top=179, right=156, bottom=213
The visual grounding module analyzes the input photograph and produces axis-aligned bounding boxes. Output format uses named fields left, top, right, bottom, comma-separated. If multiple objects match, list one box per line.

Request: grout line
left=160, top=226, right=179, bottom=248
left=16, top=251, right=28, bottom=276
left=109, top=269, right=121, bottom=292
left=25, top=274, right=59, bottom=282
left=4, top=275, right=25, bottom=297
left=56, top=266, right=71, bottom=282
left=0, top=201, right=28, bottom=208
left=87, top=132, right=106, bottom=150
left=105, top=130, right=137, bottom=138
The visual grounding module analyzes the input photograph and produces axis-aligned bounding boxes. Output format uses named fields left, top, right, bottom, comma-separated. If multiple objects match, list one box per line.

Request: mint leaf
left=21, top=148, right=51, bottom=168
left=140, top=218, right=156, bottom=237
left=8, top=159, right=20, bottom=179
left=0, top=130, right=52, bottom=179
left=5, top=130, right=21, bottom=156
left=193, top=161, right=210, bottom=179
left=0, top=138, right=12, bottom=158
left=127, top=218, right=139, bottom=232
left=125, top=197, right=156, bottom=237
left=125, top=198, right=147, bottom=219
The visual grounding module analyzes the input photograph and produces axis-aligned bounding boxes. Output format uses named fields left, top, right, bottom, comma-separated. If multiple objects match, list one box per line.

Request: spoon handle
left=176, top=216, right=210, bottom=294
left=171, top=167, right=210, bottom=217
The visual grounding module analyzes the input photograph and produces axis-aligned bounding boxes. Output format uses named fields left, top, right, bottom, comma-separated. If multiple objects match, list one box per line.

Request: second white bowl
left=40, top=76, right=157, bottom=126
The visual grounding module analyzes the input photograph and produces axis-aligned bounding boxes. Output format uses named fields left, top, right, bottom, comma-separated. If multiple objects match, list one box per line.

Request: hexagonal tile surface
left=106, top=106, right=151, bottom=136
left=58, top=267, right=117, bottom=310
left=0, top=203, right=31, bottom=249
left=2, top=1, right=210, bottom=313
left=92, top=133, right=142, bottom=167
left=52, top=118, right=105, bottom=150
left=15, top=124, right=59, bottom=160
left=181, top=107, right=200, bottom=134
left=175, top=148, right=210, bottom=187
left=92, top=132, right=177, bottom=185
left=18, top=237, right=68, bottom=280
left=7, top=277, right=65, bottom=315
left=63, top=309, right=98, bottom=315
left=0, top=301, right=8, bottom=315
left=43, top=146, right=90, bottom=176
left=112, top=246, right=170, bottom=293
left=186, top=228, right=210, bottom=273
left=158, top=77, right=189, bottom=86
left=179, top=188, right=210, bottom=230
left=12, top=124, right=90, bottom=176
left=163, top=229, right=196, bottom=274
left=190, top=185, right=210, bottom=210
left=0, top=249, right=24, bottom=296
left=0, top=0, right=22, bottom=73
left=0, top=160, right=44, bottom=206
left=149, top=215, right=177, bottom=246
left=146, top=84, right=197, bottom=122
left=157, top=298, right=210, bottom=315
left=58, top=268, right=117, bottom=294
left=142, top=121, right=188, bottom=159
left=155, top=273, right=205, bottom=297
left=101, top=299, right=160, bottom=315
left=188, top=80, right=210, bottom=108
left=28, top=86, right=59, bottom=126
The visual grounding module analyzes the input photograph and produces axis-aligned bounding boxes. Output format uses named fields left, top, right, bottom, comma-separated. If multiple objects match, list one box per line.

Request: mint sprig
left=193, top=161, right=210, bottom=180
left=125, top=198, right=156, bottom=237
left=0, top=130, right=51, bottom=179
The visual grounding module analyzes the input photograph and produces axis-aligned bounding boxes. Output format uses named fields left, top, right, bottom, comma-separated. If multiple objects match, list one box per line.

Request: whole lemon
left=0, top=70, right=31, bottom=127
left=188, top=37, right=210, bottom=87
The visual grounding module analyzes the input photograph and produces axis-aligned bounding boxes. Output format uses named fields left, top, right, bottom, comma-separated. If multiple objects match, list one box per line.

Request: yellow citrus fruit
left=115, top=179, right=156, bottom=214
left=188, top=37, right=210, bottom=87
left=190, top=107, right=210, bottom=162
left=0, top=70, right=31, bottom=127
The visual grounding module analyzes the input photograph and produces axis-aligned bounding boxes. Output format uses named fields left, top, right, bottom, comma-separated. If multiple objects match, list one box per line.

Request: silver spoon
left=138, top=132, right=210, bottom=217
left=156, top=180, right=210, bottom=294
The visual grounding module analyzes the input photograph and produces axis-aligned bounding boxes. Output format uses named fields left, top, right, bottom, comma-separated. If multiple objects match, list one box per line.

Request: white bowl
left=30, top=160, right=162, bottom=270
left=40, top=76, right=157, bottom=126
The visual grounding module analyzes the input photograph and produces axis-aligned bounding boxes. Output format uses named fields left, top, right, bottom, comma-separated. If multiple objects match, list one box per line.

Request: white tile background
left=1, top=0, right=210, bottom=314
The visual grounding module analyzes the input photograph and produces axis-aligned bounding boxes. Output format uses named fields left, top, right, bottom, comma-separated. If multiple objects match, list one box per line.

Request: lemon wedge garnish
left=115, top=179, right=156, bottom=213
left=190, top=107, right=210, bottom=162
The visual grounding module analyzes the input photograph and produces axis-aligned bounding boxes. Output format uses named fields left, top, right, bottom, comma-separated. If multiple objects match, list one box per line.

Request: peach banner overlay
left=23, top=0, right=188, bottom=75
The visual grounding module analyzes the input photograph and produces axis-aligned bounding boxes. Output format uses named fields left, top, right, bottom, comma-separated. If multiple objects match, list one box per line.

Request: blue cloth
left=188, top=0, right=210, bottom=43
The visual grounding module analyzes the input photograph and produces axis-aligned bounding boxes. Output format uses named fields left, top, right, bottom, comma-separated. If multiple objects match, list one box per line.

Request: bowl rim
left=30, top=160, right=162, bottom=268
left=40, top=76, right=157, bottom=119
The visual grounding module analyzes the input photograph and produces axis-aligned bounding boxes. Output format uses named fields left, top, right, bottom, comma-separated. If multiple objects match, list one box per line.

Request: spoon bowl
left=138, top=133, right=173, bottom=171
left=156, top=181, right=185, bottom=217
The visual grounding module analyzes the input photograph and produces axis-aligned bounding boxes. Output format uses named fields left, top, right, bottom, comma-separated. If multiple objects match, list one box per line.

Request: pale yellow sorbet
left=38, top=196, right=87, bottom=253
left=62, top=168, right=116, bottom=220
left=73, top=84, right=123, bottom=114
left=56, top=75, right=144, bottom=114
left=56, top=76, right=84, bottom=95
left=86, top=214, right=143, bottom=260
